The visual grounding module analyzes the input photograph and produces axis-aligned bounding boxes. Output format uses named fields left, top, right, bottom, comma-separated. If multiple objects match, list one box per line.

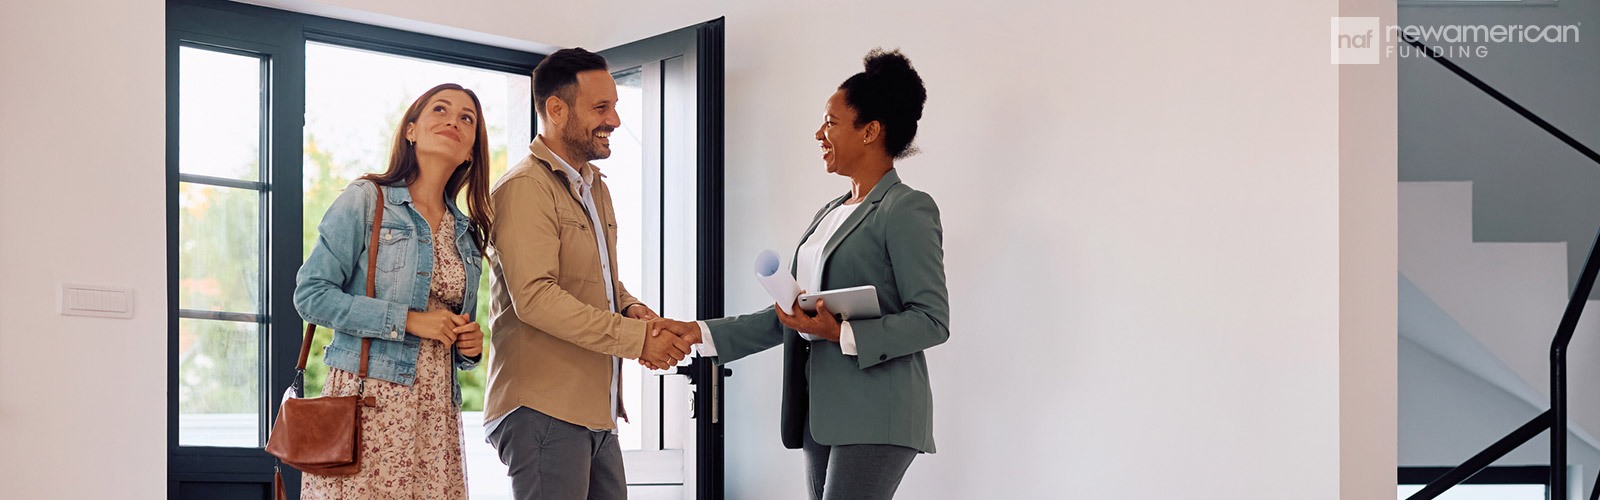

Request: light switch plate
left=59, top=283, right=134, bottom=319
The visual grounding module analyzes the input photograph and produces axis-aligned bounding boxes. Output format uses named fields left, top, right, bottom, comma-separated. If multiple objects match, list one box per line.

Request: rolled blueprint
left=755, top=249, right=803, bottom=315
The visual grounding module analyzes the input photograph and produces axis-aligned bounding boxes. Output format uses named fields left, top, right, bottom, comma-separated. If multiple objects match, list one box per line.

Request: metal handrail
left=1400, top=33, right=1600, bottom=500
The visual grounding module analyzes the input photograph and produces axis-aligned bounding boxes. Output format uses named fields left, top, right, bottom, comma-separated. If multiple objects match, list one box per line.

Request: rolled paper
left=755, top=249, right=803, bottom=315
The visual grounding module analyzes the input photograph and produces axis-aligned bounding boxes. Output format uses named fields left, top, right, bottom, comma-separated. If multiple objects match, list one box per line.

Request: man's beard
left=561, top=118, right=613, bottom=162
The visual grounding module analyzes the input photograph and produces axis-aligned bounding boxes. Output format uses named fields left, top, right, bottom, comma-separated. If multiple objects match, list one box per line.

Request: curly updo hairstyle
left=838, top=48, right=927, bottom=160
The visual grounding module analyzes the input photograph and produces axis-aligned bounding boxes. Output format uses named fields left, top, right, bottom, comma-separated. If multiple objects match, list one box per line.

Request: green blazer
left=705, top=168, right=949, bottom=453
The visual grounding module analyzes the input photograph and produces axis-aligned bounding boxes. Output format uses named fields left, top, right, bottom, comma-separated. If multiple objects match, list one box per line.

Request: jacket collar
left=378, top=180, right=470, bottom=224
left=529, top=135, right=603, bottom=184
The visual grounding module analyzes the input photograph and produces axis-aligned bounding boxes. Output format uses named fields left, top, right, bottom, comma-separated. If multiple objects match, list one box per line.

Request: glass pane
left=178, top=182, right=259, bottom=313
left=177, top=318, right=260, bottom=447
left=303, top=41, right=532, bottom=409
left=1396, top=484, right=1545, bottom=499
left=179, top=46, right=262, bottom=181
left=602, top=67, right=648, bottom=451
left=304, top=42, right=533, bottom=495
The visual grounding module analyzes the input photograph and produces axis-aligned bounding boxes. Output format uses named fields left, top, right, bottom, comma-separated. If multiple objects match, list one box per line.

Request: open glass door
left=596, top=18, right=726, bottom=500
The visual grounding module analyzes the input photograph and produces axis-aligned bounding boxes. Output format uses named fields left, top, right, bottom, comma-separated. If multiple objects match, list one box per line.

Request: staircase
left=1401, top=180, right=1600, bottom=497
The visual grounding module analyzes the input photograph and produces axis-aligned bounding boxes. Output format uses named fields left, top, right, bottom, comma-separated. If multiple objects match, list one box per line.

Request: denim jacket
left=293, top=179, right=483, bottom=407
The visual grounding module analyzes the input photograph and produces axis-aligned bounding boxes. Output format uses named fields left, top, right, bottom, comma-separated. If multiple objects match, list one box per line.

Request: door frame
left=599, top=18, right=727, bottom=500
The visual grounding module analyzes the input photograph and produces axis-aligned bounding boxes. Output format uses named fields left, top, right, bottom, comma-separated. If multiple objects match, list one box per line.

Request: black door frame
left=598, top=18, right=727, bottom=500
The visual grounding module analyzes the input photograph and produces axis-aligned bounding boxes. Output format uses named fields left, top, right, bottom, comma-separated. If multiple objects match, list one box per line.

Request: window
left=176, top=45, right=268, bottom=448
left=299, top=40, right=532, bottom=412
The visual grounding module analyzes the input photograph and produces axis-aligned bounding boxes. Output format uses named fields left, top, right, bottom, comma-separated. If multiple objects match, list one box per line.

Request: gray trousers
left=487, top=407, right=627, bottom=500
left=802, top=419, right=918, bottom=500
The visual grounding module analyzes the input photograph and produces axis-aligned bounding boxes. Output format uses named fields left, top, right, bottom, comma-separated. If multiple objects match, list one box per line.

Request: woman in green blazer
left=651, top=48, right=948, bottom=500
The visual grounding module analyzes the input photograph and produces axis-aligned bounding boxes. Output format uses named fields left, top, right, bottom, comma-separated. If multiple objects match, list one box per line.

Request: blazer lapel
left=790, top=194, right=850, bottom=277
left=819, top=169, right=902, bottom=268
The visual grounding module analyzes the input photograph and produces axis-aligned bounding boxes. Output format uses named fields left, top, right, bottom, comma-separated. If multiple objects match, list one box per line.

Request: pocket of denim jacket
left=375, top=226, right=412, bottom=272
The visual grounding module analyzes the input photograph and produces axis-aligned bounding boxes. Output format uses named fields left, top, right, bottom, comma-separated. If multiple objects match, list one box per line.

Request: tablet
left=798, top=285, right=881, bottom=321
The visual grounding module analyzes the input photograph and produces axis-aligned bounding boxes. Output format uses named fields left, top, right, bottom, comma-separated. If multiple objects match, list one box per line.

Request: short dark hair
left=838, top=48, right=927, bottom=160
left=533, top=48, right=609, bottom=120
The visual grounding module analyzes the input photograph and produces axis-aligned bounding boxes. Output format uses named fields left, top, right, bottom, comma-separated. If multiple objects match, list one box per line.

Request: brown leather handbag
left=265, top=181, right=385, bottom=492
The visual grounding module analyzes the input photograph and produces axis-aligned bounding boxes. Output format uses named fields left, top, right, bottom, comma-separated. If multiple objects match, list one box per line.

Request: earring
left=408, top=140, right=415, bottom=147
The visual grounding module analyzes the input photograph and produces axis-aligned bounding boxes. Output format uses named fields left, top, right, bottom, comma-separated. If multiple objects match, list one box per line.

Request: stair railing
left=1399, top=33, right=1600, bottom=500
left=1408, top=32, right=1600, bottom=500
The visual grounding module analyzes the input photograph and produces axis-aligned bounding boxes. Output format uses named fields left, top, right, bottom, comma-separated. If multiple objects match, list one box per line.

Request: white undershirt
left=793, top=203, right=858, bottom=342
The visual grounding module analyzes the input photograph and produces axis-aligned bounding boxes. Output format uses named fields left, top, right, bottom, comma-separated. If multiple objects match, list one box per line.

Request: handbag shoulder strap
left=295, top=179, right=385, bottom=379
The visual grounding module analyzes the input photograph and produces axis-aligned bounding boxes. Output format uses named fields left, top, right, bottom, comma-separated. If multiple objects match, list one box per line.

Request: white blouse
left=791, top=203, right=860, bottom=352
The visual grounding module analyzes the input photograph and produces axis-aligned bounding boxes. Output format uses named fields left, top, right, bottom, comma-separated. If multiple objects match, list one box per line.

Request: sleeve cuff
left=385, top=300, right=409, bottom=340
left=839, top=321, right=857, bottom=355
left=695, top=321, right=719, bottom=357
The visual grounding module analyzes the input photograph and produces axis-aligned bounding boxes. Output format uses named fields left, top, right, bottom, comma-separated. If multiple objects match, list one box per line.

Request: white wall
left=0, top=0, right=1397, bottom=499
left=0, top=0, right=168, bottom=498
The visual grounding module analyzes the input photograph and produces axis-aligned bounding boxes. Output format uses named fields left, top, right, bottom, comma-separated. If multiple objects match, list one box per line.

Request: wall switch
left=59, top=283, right=134, bottom=319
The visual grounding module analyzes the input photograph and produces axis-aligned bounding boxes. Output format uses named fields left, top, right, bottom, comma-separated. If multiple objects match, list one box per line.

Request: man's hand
left=639, top=319, right=702, bottom=370
left=624, top=303, right=661, bottom=321
left=640, top=319, right=696, bottom=370
left=776, top=297, right=842, bottom=342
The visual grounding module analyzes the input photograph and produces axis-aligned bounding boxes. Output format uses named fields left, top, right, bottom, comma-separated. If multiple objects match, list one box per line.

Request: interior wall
left=294, top=1, right=1368, bottom=498
left=0, top=0, right=169, bottom=498
left=1340, top=0, right=1400, bottom=496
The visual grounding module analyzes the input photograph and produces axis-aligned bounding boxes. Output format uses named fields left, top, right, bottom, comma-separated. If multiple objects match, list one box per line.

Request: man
left=484, top=47, right=699, bottom=500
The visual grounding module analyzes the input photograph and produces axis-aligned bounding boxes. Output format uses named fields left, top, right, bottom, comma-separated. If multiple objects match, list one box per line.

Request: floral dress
left=303, top=214, right=469, bottom=500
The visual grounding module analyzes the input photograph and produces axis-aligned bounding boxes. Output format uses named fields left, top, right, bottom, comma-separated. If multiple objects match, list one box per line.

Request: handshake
left=637, top=318, right=702, bottom=370
left=626, top=294, right=845, bottom=370
left=624, top=304, right=703, bottom=370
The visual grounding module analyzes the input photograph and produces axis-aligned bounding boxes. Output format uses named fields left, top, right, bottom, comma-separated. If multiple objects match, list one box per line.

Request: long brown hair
left=366, top=83, right=494, bottom=253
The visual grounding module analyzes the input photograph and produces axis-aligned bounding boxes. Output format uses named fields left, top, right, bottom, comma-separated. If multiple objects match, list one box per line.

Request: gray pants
left=487, top=407, right=627, bottom=500
left=802, top=420, right=918, bottom=500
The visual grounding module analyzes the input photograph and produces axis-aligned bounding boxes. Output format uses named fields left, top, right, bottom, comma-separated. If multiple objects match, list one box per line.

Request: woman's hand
left=453, top=314, right=484, bottom=357
left=406, top=309, right=461, bottom=345
left=777, top=295, right=842, bottom=342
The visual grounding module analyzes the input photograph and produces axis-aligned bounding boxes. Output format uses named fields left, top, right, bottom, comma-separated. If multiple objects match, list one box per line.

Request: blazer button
left=879, top=354, right=888, bottom=361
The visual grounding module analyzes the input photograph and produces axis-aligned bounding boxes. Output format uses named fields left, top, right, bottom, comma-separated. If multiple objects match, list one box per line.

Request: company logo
left=1331, top=17, right=1581, bottom=64
left=1332, top=17, right=1380, bottom=65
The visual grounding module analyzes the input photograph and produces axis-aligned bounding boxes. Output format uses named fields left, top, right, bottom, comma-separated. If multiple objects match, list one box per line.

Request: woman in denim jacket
left=293, top=83, right=494, bottom=499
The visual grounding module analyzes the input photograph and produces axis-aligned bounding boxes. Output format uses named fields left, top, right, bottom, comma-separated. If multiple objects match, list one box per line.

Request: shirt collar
left=538, top=135, right=595, bottom=189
